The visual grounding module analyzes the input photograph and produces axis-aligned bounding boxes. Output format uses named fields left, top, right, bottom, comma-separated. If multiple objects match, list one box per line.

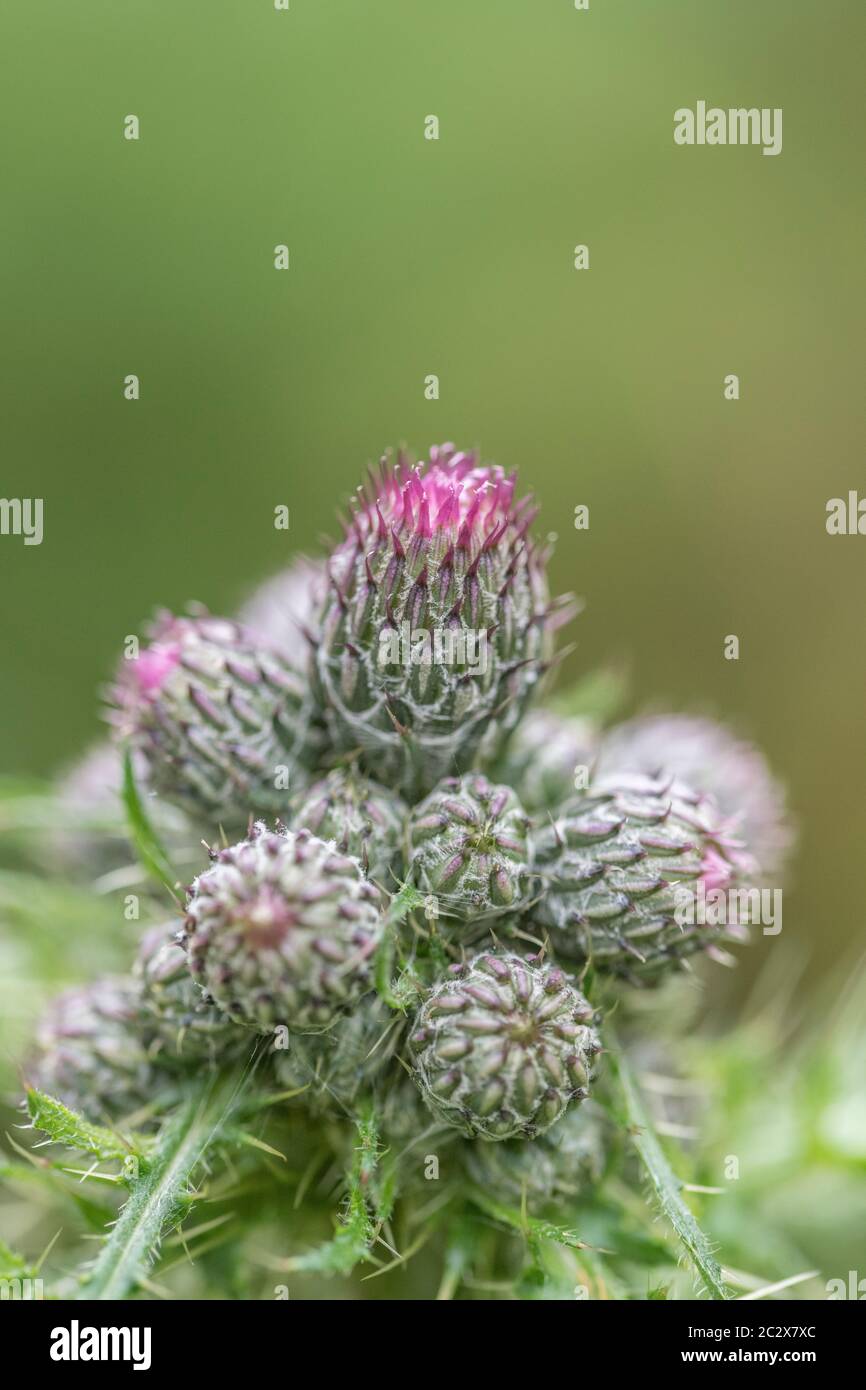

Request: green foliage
left=280, top=1110, right=393, bottom=1276
left=27, top=1088, right=139, bottom=1165
left=606, top=1038, right=731, bottom=1300
left=78, top=1068, right=245, bottom=1300
left=121, top=749, right=179, bottom=898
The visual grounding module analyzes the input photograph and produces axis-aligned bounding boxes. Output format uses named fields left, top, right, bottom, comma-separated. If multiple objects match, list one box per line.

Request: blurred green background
left=1, top=0, right=864, bottom=999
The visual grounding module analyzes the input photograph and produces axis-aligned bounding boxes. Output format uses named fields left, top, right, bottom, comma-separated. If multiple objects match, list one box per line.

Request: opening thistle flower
left=110, top=610, right=323, bottom=826
left=410, top=951, right=601, bottom=1140
left=316, top=444, right=574, bottom=799
left=183, top=823, right=384, bottom=1033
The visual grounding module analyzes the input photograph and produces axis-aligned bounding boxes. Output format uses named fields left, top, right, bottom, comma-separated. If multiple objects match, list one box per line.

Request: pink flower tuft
left=130, top=643, right=181, bottom=697
left=700, top=846, right=734, bottom=892
left=348, top=443, right=535, bottom=551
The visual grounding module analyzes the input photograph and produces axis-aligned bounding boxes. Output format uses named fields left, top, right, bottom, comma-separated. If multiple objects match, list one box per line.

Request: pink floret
left=700, top=846, right=734, bottom=892
left=349, top=443, right=536, bottom=548
left=130, top=642, right=181, bottom=697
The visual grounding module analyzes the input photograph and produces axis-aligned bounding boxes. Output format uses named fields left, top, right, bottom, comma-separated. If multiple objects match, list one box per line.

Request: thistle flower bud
left=290, top=766, right=406, bottom=882
left=496, top=708, right=600, bottom=812
left=110, top=610, right=323, bottom=826
left=27, top=978, right=152, bottom=1119
left=410, top=952, right=601, bottom=1140
left=597, top=714, right=794, bottom=876
left=408, top=774, right=532, bottom=926
left=316, top=444, right=572, bottom=799
left=237, top=555, right=326, bottom=671
left=530, top=773, right=755, bottom=981
left=462, top=1101, right=607, bottom=1208
left=183, top=824, right=384, bottom=1033
left=134, top=922, right=241, bottom=1063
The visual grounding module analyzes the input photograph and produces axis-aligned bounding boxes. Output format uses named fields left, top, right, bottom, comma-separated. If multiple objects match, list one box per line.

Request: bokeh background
left=1, top=0, right=864, bottom=1008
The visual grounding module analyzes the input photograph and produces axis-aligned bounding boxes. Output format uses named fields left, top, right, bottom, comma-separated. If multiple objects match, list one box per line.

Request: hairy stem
left=607, top=1031, right=730, bottom=1300
left=78, top=1068, right=243, bottom=1300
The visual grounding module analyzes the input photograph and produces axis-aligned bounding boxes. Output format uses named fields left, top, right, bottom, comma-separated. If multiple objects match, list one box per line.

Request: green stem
left=607, top=1031, right=730, bottom=1300
left=79, top=1069, right=241, bottom=1300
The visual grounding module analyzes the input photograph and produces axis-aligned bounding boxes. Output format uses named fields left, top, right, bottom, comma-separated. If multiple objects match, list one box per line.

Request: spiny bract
left=408, top=773, right=533, bottom=926
left=410, top=951, right=601, bottom=1140
left=315, top=444, right=571, bottom=800
left=290, top=766, right=406, bottom=883
left=183, top=823, right=384, bottom=1033
left=529, top=772, right=754, bottom=981
left=111, top=610, right=322, bottom=825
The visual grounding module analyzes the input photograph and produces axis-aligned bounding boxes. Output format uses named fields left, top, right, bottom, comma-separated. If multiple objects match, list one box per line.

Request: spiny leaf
left=607, top=1033, right=731, bottom=1300
left=27, top=1088, right=139, bottom=1165
left=121, top=747, right=179, bottom=898
left=282, top=1109, right=389, bottom=1276
left=374, top=881, right=425, bottom=1009
left=77, top=1066, right=246, bottom=1301
left=0, top=1237, right=34, bottom=1281
left=467, top=1186, right=588, bottom=1252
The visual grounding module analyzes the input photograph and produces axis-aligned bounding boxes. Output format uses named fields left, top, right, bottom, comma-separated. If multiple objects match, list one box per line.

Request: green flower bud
left=408, top=774, right=532, bottom=928
left=111, top=610, right=323, bottom=827
left=134, top=922, right=242, bottom=1065
left=27, top=978, right=153, bottom=1120
left=410, top=951, right=601, bottom=1140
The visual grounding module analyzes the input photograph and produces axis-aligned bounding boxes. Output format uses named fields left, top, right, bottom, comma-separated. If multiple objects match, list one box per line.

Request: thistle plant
left=3, top=441, right=802, bottom=1302
left=314, top=444, right=573, bottom=800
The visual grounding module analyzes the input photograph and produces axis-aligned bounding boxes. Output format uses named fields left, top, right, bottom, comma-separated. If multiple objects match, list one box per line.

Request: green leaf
left=27, top=1088, right=138, bottom=1164
left=77, top=1066, right=245, bottom=1300
left=467, top=1187, right=588, bottom=1252
left=0, top=1237, right=33, bottom=1280
left=121, top=748, right=179, bottom=898
left=607, top=1034, right=731, bottom=1300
